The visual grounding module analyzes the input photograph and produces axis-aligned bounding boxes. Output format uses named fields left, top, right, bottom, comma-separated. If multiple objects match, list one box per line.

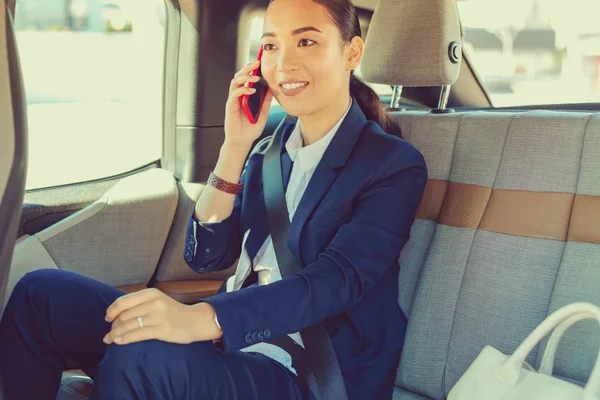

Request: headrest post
left=390, top=86, right=403, bottom=109
left=438, top=85, right=451, bottom=110
left=431, top=85, right=455, bottom=114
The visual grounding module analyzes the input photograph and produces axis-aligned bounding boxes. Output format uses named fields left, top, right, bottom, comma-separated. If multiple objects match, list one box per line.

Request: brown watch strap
left=208, top=172, right=243, bottom=194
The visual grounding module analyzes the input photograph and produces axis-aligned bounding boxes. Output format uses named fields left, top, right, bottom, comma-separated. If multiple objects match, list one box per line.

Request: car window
left=458, top=0, right=600, bottom=107
left=15, top=0, right=166, bottom=190
left=246, top=14, right=393, bottom=107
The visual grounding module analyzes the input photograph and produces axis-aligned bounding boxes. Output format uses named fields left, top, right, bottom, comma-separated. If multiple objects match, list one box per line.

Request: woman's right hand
left=224, top=60, right=274, bottom=147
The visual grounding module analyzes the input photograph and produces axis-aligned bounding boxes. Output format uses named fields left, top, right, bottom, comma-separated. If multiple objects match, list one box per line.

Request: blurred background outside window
left=458, top=0, right=600, bottom=106
left=15, top=0, right=166, bottom=190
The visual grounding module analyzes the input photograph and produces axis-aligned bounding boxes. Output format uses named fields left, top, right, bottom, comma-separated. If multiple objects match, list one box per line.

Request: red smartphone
left=241, top=48, right=269, bottom=124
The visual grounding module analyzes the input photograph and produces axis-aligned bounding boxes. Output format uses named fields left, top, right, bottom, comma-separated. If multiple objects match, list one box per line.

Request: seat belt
left=262, top=116, right=349, bottom=400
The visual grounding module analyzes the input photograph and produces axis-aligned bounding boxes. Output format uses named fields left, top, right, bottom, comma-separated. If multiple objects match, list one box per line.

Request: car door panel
left=5, top=168, right=179, bottom=312
left=151, top=180, right=237, bottom=302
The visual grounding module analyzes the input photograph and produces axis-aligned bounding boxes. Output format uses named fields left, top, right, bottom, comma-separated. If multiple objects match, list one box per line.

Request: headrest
left=362, top=0, right=462, bottom=87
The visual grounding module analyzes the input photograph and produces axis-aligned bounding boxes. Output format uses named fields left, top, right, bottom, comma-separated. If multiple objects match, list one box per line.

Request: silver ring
left=137, top=316, right=144, bottom=329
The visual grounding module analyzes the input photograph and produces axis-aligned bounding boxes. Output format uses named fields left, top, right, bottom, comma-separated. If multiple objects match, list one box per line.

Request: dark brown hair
left=269, top=0, right=401, bottom=137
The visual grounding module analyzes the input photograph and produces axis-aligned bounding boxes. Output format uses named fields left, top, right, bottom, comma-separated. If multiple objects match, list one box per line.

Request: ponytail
left=350, top=74, right=402, bottom=138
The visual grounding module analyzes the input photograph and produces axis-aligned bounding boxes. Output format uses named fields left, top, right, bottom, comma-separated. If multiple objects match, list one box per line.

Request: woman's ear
left=346, top=36, right=364, bottom=71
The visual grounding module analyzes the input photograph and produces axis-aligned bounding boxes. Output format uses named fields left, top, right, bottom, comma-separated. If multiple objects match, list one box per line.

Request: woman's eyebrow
left=262, top=26, right=322, bottom=39
left=291, top=26, right=322, bottom=35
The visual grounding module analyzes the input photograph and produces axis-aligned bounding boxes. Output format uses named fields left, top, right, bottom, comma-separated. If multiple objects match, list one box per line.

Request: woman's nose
left=277, top=50, right=299, bottom=72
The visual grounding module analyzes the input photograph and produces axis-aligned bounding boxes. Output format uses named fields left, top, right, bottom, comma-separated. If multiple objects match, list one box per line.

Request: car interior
left=1, top=0, right=599, bottom=399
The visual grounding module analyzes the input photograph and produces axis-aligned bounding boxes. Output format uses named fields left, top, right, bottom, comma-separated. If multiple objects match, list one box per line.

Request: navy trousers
left=0, top=269, right=312, bottom=399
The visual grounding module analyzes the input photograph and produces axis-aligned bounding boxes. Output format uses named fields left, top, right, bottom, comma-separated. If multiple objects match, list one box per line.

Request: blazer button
left=251, top=331, right=259, bottom=342
left=244, top=333, right=253, bottom=344
left=264, top=329, right=271, bottom=339
left=257, top=331, right=265, bottom=341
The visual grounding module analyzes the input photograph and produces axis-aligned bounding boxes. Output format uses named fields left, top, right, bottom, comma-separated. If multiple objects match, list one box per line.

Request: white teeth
left=282, top=82, right=307, bottom=90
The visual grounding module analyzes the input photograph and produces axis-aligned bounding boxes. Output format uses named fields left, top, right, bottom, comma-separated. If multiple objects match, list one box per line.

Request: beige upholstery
left=0, top=4, right=27, bottom=312
left=353, top=0, right=377, bottom=11
left=392, top=111, right=600, bottom=399
left=0, top=4, right=14, bottom=200
left=2, top=235, right=59, bottom=316
left=4, top=168, right=179, bottom=315
left=362, top=0, right=462, bottom=86
left=38, top=168, right=178, bottom=287
left=154, top=181, right=237, bottom=283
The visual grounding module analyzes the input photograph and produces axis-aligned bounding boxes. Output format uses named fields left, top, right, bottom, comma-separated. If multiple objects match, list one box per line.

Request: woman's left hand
left=103, top=288, right=222, bottom=345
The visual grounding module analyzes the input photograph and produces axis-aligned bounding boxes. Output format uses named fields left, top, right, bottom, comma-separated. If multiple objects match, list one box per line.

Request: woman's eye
left=262, top=43, right=277, bottom=51
left=298, top=39, right=315, bottom=47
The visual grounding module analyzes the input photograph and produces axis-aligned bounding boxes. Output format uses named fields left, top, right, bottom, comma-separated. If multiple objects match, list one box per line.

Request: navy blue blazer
left=184, top=100, right=427, bottom=399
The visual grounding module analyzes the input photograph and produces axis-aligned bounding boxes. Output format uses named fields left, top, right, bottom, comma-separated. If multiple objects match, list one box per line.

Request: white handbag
left=448, top=302, right=600, bottom=400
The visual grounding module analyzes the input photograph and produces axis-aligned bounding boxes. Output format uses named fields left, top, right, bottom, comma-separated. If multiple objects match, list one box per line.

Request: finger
left=105, top=289, right=161, bottom=323
left=233, top=60, right=260, bottom=79
left=111, top=300, right=161, bottom=330
left=259, top=90, right=274, bottom=119
left=112, top=326, right=164, bottom=346
left=104, top=314, right=160, bottom=344
left=233, top=61, right=257, bottom=78
left=228, top=86, right=256, bottom=102
left=229, top=74, right=261, bottom=93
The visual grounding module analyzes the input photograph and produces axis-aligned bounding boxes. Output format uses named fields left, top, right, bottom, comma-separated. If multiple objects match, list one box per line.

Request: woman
left=0, top=0, right=427, bottom=398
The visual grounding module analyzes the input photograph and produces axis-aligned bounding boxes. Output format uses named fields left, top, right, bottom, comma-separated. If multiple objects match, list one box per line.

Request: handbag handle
left=496, top=302, right=600, bottom=400
left=539, top=311, right=597, bottom=376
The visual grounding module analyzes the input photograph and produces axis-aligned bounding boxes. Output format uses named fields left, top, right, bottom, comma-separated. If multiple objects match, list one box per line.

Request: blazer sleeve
left=184, top=136, right=274, bottom=273
left=202, top=142, right=428, bottom=352
left=183, top=178, right=244, bottom=274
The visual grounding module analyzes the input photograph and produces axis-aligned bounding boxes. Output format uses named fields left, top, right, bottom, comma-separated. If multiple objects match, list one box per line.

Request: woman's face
left=261, top=0, right=354, bottom=117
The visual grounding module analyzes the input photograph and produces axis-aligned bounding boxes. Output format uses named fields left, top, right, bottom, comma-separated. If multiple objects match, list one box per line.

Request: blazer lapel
left=282, top=151, right=293, bottom=191
left=287, top=99, right=368, bottom=264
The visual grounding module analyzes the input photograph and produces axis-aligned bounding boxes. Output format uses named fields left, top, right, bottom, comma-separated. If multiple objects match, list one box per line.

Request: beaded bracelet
left=207, top=172, right=243, bottom=194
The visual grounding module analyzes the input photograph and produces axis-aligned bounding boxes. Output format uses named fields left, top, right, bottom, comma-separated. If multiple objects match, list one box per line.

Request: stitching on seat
left=401, top=116, right=424, bottom=317
left=410, top=111, right=463, bottom=397
left=429, top=112, right=466, bottom=398
left=444, top=114, right=466, bottom=182
left=532, top=112, right=595, bottom=367
left=406, top=112, right=464, bottom=314
left=401, top=117, right=438, bottom=318
left=441, top=111, right=518, bottom=395
left=396, top=112, right=463, bottom=398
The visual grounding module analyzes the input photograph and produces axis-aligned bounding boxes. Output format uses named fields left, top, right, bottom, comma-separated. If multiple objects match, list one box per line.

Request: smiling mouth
left=280, top=82, right=308, bottom=90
